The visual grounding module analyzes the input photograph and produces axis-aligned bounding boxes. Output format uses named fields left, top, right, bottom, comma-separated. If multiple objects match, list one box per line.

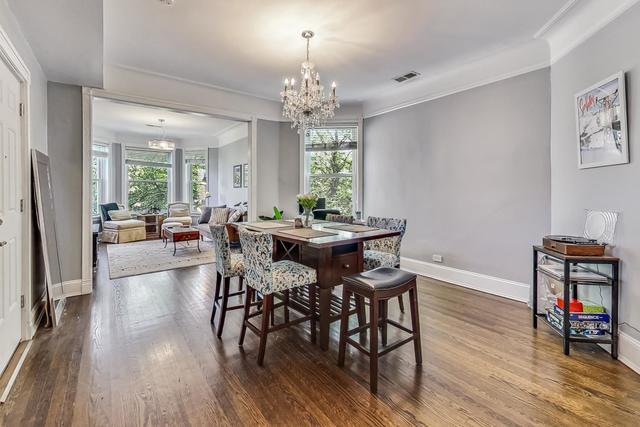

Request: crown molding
left=533, top=0, right=580, bottom=39
left=538, top=0, right=640, bottom=64
left=362, top=40, right=549, bottom=118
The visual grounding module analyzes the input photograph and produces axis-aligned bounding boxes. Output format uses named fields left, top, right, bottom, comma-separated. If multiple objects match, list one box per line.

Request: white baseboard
left=400, top=256, right=530, bottom=302
left=619, top=331, right=640, bottom=375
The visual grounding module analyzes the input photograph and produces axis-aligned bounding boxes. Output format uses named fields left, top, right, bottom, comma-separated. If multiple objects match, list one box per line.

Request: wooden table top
left=165, top=227, right=199, bottom=237
left=533, top=245, right=620, bottom=263
left=234, top=220, right=399, bottom=248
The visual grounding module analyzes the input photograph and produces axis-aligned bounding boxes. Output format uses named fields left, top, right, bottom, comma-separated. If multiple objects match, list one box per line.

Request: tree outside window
left=125, top=148, right=172, bottom=212
left=304, top=126, right=358, bottom=215
left=185, top=150, right=208, bottom=213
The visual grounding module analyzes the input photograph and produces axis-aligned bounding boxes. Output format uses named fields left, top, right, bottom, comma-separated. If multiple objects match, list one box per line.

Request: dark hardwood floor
left=2, top=245, right=640, bottom=426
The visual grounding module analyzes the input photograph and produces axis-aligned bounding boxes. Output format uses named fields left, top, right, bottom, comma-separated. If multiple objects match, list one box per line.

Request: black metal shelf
left=532, top=245, right=619, bottom=358
left=535, top=268, right=612, bottom=286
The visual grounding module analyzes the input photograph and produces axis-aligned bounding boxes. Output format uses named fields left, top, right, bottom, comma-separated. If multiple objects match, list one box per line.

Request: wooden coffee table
left=164, top=227, right=201, bottom=256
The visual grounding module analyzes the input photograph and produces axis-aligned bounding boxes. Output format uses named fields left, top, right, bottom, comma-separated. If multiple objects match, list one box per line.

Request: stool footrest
left=385, top=319, right=413, bottom=334
left=346, top=338, right=370, bottom=356
left=378, top=336, right=416, bottom=356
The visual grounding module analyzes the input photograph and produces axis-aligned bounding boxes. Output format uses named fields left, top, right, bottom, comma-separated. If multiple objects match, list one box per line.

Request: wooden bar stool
left=337, top=267, right=422, bottom=393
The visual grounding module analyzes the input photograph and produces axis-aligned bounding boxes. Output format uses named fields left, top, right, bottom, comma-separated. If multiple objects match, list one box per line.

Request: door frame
left=81, top=88, right=258, bottom=292
left=0, top=25, right=36, bottom=340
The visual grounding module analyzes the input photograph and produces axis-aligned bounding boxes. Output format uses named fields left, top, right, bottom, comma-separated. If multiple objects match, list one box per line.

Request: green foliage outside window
left=127, top=165, right=169, bottom=212
left=308, top=150, right=354, bottom=214
left=190, top=162, right=207, bottom=212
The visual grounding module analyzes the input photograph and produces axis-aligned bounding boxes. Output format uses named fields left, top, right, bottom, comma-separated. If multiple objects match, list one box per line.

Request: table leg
left=197, top=238, right=201, bottom=253
left=563, top=261, right=571, bottom=355
left=173, top=240, right=177, bottom=256
left=319, top=287, right=332, bottom=351
left=164, top=238, right=168, bottom=248
left=612, top=262, right=619, bottom=359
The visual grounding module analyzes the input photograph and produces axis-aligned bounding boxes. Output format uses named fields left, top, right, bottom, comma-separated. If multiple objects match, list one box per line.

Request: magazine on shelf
left=538, top=262, right=609, bottom=282
left=552, top=305, right=610, bottom=322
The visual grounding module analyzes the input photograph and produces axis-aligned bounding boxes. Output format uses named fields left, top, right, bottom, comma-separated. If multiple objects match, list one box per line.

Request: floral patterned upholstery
left=363, top=250, right=398, bottom=270
left=239, top=229, right=317, bottom=294
left=326, top=213, right=354, bottom=224
left=364, top=216, right=407, bottom=269
left=210, top=224, right=244, bottom=278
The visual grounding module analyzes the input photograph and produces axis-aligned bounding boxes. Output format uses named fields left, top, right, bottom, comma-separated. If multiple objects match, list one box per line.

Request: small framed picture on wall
left=243, top=163, right=249, bottom=188
left=575, top=71, right=629, bottom=169
left=233, top=164, right=242, bottom=188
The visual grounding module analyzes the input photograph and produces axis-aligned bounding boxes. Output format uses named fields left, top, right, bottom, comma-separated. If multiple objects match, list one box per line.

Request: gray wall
left=174, top=148, right=183, bottom=201
left=364, top=68, right=551, bottom=284
left=217, top=139, right=248, bottom=206
left=550, top=4, right=640, bottom=340
left=256, top=120, right=280, bottom=217
left=278, top=122, right=300, bottom=217
left=207, top=147, right=218, bottom=205
left=47, top=82, right=83, bottom=283
left=111, top=142, right=123, bottom=203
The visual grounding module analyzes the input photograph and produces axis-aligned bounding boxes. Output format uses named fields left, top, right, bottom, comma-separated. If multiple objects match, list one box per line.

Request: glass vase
left=302, top=207, right=314, bottom=228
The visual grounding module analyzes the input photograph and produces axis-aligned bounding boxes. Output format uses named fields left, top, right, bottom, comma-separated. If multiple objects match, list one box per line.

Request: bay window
left=125, top=148, right=173, bottom=212
left=303, top=125, right=359, bottom=215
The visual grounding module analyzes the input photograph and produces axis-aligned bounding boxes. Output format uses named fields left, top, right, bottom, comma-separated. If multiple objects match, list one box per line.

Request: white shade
left=148, top=139, right=175, bottom=150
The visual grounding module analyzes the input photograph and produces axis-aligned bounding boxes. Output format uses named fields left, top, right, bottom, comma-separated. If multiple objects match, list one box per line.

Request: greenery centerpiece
left=297, top=193, right=318, bottom=227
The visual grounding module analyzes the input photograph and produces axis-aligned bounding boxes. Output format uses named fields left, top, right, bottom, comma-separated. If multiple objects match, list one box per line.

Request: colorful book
left=553, top=305, right=610, bottom=322
left=546, top=312, right=607, bottom=336
left=547, top=310, right=609, bottom=331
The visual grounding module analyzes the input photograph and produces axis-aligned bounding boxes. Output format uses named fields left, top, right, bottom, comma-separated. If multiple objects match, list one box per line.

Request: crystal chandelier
left=148, top=119, right=175, bottom=150
left=281, top=31, right=339, bottom=132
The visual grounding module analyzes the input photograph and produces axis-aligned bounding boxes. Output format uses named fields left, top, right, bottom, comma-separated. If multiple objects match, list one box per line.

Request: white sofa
left=99, top=203, right=146, bottom=244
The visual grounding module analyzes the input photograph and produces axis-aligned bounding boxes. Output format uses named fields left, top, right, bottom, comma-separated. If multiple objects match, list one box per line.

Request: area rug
left=106, top=239, right=215, bottom=279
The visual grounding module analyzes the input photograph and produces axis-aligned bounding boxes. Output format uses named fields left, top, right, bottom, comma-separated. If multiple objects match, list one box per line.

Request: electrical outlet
left=432, top=254, right=443, bottom=263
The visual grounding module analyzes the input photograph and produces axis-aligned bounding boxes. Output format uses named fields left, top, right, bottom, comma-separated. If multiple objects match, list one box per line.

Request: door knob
left=0, top=242, right=7, bottom=247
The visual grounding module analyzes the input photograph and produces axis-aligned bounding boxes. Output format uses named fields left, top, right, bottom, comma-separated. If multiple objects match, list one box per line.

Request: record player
left=543, top=235, right=606, bottom=256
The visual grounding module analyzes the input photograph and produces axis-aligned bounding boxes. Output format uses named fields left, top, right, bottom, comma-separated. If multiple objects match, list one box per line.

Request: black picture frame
left=233, top=164, right=242, bottom=188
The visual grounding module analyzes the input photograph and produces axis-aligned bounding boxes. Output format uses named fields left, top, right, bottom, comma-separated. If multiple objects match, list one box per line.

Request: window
left=185, top=150, right=208, bottom=213
left=91, top=143, right=110, bottom=216
left=125, top=148, right=173, bottom=212
left=304, top=125, right=358, bottom=215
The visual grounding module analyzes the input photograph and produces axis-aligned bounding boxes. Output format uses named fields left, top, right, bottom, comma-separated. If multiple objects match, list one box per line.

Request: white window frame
left=91, top=142, right=111, bottom=217
left=300, top=121, right=362, bottom=216
left=123, top=146, right=174, bottom=211
left=184, top=149, right=209, bottom=214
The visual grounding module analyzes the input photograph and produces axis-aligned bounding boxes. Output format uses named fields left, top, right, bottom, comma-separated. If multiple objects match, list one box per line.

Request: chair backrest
left=99, top=202, right=124, bottom=222
left=326, top=213, right=354, bottom=224
left=239, top=229, right=274, bottom=294
left=168, top=202, right=190, bottom=217
left=209, top=224, right=232, bottom=276
left=365, top=216, right=407, bottom=257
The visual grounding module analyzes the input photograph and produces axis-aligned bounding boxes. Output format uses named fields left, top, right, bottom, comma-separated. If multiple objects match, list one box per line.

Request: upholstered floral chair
left=326, top=213, right=355, bottom=224
left=209, top=224, right=245, bottom=338
left=364, top=216, right=407, bottom=311
left=238, top=229, right=317, bottom=366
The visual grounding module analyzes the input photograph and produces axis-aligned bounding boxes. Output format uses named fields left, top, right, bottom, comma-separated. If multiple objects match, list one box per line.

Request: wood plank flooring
left=1, top=245, right=640, bottom=426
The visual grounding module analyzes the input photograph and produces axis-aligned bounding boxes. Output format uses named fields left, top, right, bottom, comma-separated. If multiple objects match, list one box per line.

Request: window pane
left=309, top=150, right=353, bottom=175
left=127, top=165, right=169, bottom=211
left=309, top=176, right=353, bottom=214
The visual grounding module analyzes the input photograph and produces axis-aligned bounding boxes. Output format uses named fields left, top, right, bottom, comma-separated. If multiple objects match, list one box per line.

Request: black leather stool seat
left=343, top=267, right=416, bottom=291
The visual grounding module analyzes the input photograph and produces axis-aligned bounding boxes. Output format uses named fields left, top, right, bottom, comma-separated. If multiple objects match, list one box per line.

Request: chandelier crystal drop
left=281, top=31, right=339, bottom=132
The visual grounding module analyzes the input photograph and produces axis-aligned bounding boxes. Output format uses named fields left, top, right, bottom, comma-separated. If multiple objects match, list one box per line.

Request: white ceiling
left=8, top=0, right=103, bottom=87
left=104, top=0, right=565, bottom=102
left=92, top=97, right=242, bottom=140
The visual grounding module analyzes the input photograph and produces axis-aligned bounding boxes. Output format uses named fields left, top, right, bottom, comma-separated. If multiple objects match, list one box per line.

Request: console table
left=532, top=245, right=619, bottom=358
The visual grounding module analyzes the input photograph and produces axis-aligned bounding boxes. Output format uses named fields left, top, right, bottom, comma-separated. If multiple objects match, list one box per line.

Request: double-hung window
left=185, top=149, right=208, bottom=213
left=91, top=143, right=110, bottom=216
left=303, top=125, right=359, bottom=215
left=125, top=148, right=173, bottom=212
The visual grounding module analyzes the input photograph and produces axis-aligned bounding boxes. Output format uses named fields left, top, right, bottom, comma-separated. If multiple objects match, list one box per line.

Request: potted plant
left=297, top=193, right=318, bottom=228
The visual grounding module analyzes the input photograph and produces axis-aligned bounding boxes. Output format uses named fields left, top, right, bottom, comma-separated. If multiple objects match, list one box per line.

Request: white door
left=0, top=58, right=23, bottom=373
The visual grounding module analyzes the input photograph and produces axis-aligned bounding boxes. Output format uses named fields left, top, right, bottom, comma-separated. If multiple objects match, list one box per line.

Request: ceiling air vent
left=393, top=71, right=421, bottom=83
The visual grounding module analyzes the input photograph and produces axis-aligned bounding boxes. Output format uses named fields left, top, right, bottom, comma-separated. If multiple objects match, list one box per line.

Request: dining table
left=233, top=220, right=401, bottom=350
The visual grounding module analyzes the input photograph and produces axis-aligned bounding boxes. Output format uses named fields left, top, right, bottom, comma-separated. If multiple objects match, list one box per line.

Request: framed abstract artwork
left=233, top=164, right=242, bottom=188
left=243, top=163, right=249, bottom=188
left=575, top=72, right=629, bottom=169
